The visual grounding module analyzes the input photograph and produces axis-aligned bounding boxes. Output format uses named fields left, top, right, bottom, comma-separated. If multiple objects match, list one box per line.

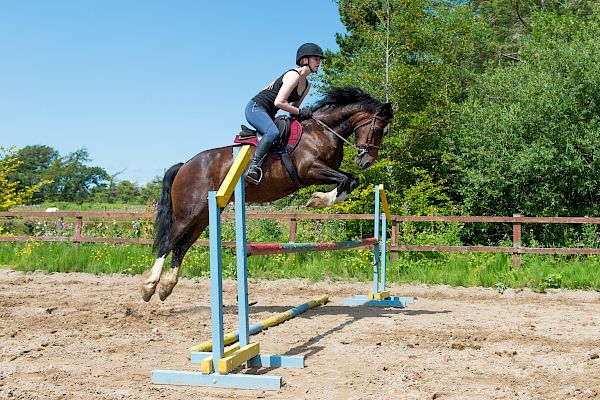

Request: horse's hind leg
left=141, top=255, right=168, bottom=301
left=158, top=213, right=208, bottom=301
left=156, top=231, right=194, bottom=301
left=140, top=219, right=190, bottom=302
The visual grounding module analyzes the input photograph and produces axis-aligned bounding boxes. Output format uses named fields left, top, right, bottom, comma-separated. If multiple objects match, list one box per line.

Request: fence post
left=74, top=216, right=83, bottom=243
left=512, top=213, right=521, bottom=269
left=390, top=219, right=399, bottom=262
left=289, top=218, right=297, bottom=243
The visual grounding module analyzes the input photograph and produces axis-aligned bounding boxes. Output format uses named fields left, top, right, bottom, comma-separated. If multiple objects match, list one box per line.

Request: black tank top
left=252, top=69, right=309, bottom=118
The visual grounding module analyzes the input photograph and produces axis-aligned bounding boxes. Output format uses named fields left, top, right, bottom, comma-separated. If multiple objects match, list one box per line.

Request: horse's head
left=353, top=102, right=394, bottom=169
left=312, top=87, right=396, bottom=169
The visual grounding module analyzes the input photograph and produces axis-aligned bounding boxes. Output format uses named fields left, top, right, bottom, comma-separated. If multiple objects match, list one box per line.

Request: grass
left=1, top=242, right=599, bottom=292
left=388, top=251, right=600, bottom=291
left=0, top=241, right=154, bottom=275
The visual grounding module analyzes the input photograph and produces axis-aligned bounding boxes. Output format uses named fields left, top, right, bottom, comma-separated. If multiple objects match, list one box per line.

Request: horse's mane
left=313, top=87, right=381, bottom=111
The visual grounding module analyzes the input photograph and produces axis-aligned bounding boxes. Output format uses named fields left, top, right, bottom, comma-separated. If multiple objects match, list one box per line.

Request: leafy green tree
left=473, top=0, right=599, bottom=64
left=114, top=180, right=140, bottom=203
left=444, top=9, right=600, bottom=220
left=10, top=146, right=110, bottom=203
left=138, top=177, right=162, bottom=205
left=43, top=148, right=110, bottom=203
left=9, top=145, right=59, bottom=203
left=0, top=147, right=51, bottom=211
left=93, top=176, right=161, bottom=205
left=315, top=0, right=490, bottom=214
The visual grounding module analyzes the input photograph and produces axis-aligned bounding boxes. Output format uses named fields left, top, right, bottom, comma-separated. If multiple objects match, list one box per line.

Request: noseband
left=313, top=115, right=388, bottom=158
left=353, top=115, right=388, bottom=152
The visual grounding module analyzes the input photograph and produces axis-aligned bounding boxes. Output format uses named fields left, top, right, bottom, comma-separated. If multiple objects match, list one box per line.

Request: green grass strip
left=1, top=242, right=599, bottom=292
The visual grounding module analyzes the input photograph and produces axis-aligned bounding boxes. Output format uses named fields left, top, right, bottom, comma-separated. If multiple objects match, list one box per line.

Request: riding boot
left=245, top=136, right=274, bottom=185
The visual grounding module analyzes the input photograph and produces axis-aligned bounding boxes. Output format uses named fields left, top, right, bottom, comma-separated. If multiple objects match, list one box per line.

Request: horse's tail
left=152, top=162, right=184, bottom=256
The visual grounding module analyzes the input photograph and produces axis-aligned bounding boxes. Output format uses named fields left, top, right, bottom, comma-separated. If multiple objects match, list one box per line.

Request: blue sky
left=0, top=0, right=345, bottom=184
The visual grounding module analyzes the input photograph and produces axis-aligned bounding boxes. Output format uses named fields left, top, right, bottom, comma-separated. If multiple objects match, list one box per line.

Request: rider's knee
left=263, top=127, right=280, bottom=142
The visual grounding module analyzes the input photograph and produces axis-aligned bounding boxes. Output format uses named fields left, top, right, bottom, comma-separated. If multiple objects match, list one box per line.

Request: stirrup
left=245, top=166, right=263, bottom=185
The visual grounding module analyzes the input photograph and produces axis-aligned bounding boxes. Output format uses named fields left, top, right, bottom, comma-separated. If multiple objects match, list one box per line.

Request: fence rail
left=1, top=211, right=599, bottom=268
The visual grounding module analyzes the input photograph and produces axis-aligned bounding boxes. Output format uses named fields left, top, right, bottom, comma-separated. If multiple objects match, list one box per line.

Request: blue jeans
left=245, top=101, right=280, bottom=142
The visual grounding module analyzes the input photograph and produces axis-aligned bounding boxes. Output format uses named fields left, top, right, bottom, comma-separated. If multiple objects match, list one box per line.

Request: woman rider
left=244, top=43, right=325, bottom=184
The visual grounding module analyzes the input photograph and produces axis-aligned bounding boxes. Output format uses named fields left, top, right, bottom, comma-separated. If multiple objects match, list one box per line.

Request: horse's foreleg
left=307, top=188, right=344, bottom=208
left=305, top=165, right=359, bottom=208
left=328, top=172, right=359, bottom=204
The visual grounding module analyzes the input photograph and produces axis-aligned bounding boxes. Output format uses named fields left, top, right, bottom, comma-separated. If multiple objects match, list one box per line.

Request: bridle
left=312, top=114, right=389, bottom=158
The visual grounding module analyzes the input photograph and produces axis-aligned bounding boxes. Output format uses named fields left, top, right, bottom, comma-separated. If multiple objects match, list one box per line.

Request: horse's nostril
left=358, top=158, right=373, bottom=169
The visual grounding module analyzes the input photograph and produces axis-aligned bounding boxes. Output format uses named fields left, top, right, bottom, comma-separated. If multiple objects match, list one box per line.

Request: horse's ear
left=378, top=102, right=394, bottom=119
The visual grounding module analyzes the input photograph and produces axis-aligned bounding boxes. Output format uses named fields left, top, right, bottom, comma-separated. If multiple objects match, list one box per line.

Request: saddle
left=235, top=116, right=303, bottom=155
left=234, top=116, right=304, bottom=186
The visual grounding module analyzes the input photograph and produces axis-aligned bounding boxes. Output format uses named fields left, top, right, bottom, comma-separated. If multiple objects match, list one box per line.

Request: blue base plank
left=343, top=295, right=416, bottom=307
left=152, top=369, right=282, bottom=390
left=190, top=352, right=305, bottom=368
left=248, top=354, right=304, bottom=368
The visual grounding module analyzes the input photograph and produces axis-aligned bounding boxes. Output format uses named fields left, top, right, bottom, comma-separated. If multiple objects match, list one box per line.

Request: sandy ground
left=1, top=268, right=600, bottom=400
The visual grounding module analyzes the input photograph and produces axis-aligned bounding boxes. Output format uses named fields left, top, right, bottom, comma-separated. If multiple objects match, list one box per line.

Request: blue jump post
left=344, top=184, right=416, bottom=307
left=151, top=146, right=308, bottom=391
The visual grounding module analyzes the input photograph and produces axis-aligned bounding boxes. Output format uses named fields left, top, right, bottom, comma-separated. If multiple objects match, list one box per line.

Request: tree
left=316, top=0, right=490, bottom=211
left=0, top=147, right=51, bottom=210
left=473, top=0, right=599, bottom=64
left=443, top=9, right=600, bottom=220
left=114, top=180, right=140, bottom=203
left=9, top=145, right=59, bottom=203
left=42, top=148, right=110, bottom=203
left=138, top=177, right=162, bottom=205
left=10, top=146, right=111, bottom=203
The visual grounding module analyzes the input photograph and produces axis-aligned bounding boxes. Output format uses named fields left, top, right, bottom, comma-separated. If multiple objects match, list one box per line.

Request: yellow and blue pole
left=188, top=295, right=329, bottom=354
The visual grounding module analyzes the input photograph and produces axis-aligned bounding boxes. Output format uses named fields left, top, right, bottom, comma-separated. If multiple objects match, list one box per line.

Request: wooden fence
left=1, top=211, right=599, bottom=268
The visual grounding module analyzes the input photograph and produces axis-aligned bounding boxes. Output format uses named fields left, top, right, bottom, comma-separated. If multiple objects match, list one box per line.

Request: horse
left=141, top=87, right=394, bottom=302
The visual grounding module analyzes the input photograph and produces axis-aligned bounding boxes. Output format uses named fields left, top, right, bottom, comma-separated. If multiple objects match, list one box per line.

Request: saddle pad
left=234, top=119, right=303, bottom=156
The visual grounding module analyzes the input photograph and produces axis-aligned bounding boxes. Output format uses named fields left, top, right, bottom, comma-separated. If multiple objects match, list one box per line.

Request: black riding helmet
left=296, top=43, right=325, bottom=66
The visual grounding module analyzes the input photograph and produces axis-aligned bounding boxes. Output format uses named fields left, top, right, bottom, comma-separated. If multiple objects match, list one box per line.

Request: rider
left=244, top=43, right=325, bottom=184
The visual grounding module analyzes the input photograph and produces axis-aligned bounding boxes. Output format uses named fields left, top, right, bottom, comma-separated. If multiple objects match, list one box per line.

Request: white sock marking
left=149, top=256, right=166, bottom=282
left=323, top=188, right=338, bottom=206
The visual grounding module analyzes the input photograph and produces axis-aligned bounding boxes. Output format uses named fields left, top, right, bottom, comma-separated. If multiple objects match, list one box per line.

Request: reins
left=312, top=115, right=387, bottom=158
left=312, top=118, right=358, bottom=149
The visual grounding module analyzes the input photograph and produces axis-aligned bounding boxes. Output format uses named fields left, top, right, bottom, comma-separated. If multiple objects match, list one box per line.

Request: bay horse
left=141, top=87, right=394, bottom=302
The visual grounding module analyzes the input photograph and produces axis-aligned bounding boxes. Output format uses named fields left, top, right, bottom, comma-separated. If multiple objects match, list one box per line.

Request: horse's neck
left=316, top=107, right=358, bottom=138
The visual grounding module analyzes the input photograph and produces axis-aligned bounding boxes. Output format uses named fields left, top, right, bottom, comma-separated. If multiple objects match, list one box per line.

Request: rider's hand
left=295, top=108, right=313, bottom=121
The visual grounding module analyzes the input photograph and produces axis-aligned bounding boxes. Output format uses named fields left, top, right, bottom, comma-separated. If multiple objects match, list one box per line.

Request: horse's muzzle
left=355, top=152, right=374, bottom=169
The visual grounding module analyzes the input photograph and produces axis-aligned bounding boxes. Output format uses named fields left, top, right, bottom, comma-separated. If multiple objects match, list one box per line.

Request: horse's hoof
left=158, top=268, right=179, bottom=301
left=306, top=192, right=329, bottom=208
left=141, top=284, right=156, bottom=302
left=158, top=284, right=174, bottom=301
left=140, top=271, right=158, bottom=302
